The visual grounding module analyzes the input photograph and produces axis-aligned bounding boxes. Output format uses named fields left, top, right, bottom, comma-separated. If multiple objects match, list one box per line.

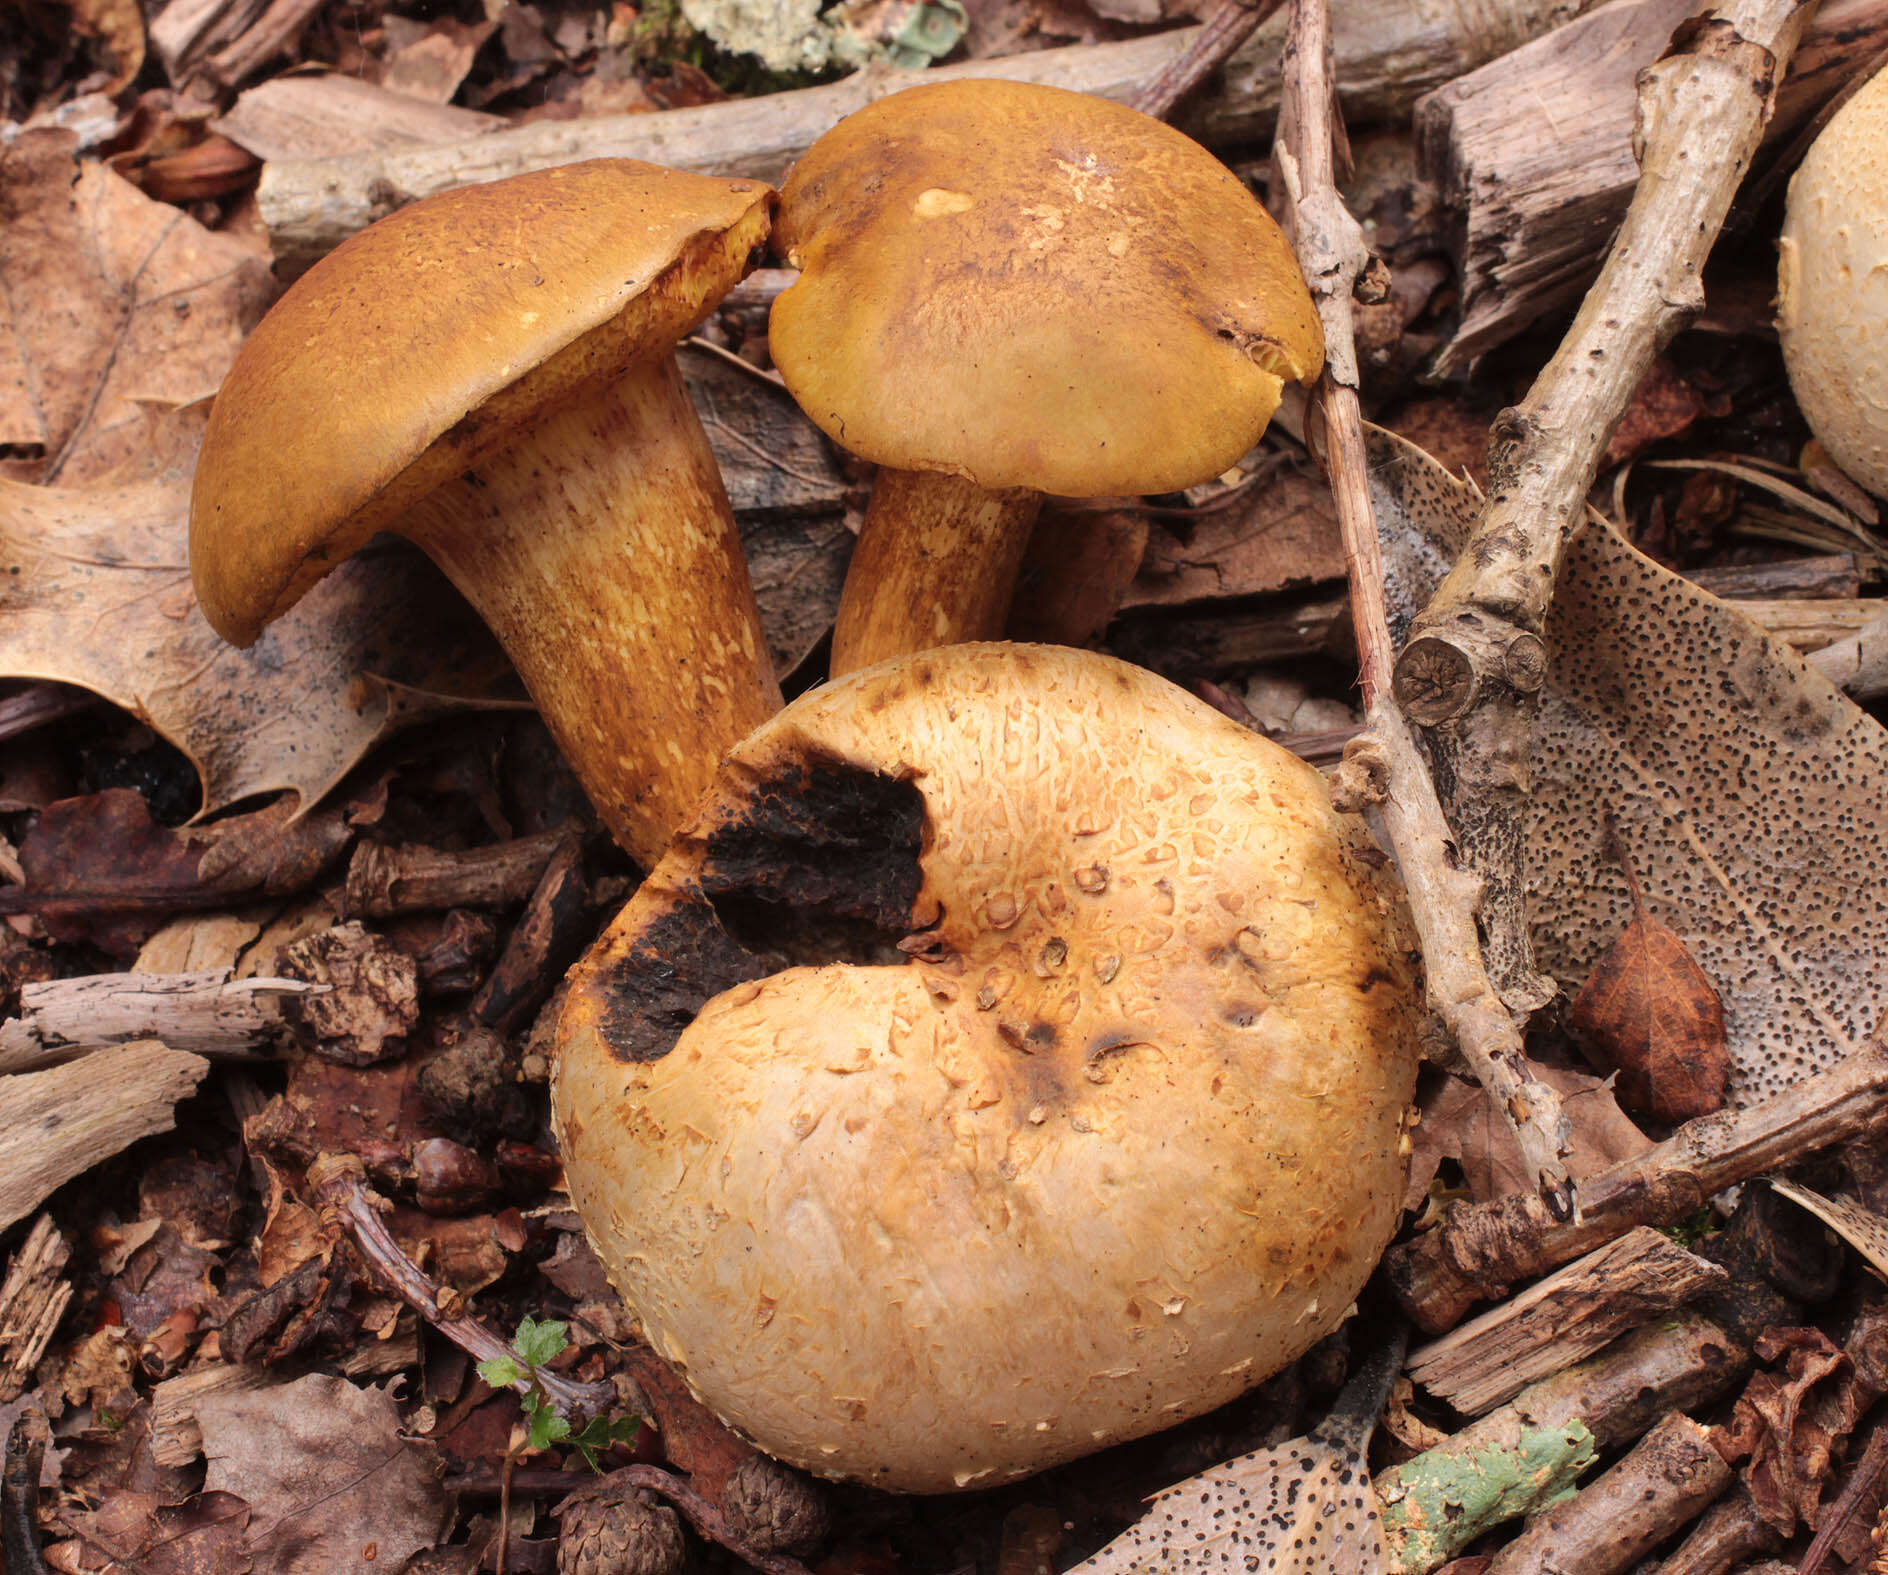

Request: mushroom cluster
left=1778, top=67, right=1888, bottom=498
left=769, top=78, right=1324, bottom=674
left=552, top=643, right=1422, bottom=1493
left=189, top=160, right=782, bottom=867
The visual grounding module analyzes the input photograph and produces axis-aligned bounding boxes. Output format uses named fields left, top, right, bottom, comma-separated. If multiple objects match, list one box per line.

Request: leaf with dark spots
left=1567, top=821, right=1730, bottom=1124
left=1370, top=424, right=1888, bottom=1106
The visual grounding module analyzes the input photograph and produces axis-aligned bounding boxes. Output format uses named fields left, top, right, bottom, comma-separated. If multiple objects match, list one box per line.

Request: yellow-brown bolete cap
left=552, top=643, right=1420, bottom=1493
left=190, top=160, right=783, bottom=866
left=769, top=80, right=1324, bottom=675
left=1778, top=67, right=1888, bottom=499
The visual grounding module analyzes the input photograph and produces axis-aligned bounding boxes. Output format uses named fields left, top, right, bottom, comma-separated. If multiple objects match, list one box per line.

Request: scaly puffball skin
left=553, top=646, right=1422, bottom=1494
left=1779, top=69, right=1888, bottom=498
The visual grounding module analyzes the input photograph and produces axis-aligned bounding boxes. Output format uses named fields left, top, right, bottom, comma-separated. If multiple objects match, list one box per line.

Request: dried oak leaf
left=194, top=1373, right=451, bottom=1575
left=1567, top=833, right=1731, bottom=1124
left=0, top=403, right=523, bottom=821
left=1371, top=426, right=1888, bottom=1105
left=0, top=129, right=272, bottom=485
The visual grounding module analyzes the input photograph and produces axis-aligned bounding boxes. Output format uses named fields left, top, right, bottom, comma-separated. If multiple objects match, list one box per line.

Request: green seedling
left=478, top=1316, right=641, bottom=1471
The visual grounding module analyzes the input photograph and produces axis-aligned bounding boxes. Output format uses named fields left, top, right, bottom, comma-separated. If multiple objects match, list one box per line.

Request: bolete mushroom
left=552, top=643, right=1420, bottom=1493
left=768, top=79, right=1324, bottom=675
left=190, top=160, right=782, bottom=866
left=1778, top=67, right=1888, bottom=498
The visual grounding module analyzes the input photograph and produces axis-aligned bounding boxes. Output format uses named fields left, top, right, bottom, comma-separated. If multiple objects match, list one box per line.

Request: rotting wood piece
left=1386, top=1028, right=1888, bottom=1334
left=1377, top=1310, right=1747, bottom=1575
left=1407, top=1227, right=1728, bottom=1415
left=1390, top=0, right=1816, bottom=1011
left=0, top=1217, right=71, bottom=1404
left=1483, top=1411, right=1734, bottom=1575
left=255, top=0, right=1601, bottom=263
left=1653, top=1489, right=1787, bottom=1573
left=1419, top=0, right=1888, bottom=378
left=0, top=969, right=321, bottom=1073
left=0, top=1042, right=209, bottom=1233
left=343, top=827, right=576, bottom=919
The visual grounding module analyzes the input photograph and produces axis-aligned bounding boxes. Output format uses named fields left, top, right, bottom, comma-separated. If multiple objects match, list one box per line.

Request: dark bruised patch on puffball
left=598, top=756, right=928, bottom=1062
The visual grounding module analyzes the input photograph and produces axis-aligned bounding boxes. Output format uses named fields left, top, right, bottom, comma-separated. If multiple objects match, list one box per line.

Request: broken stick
left=1391, top=0, right=1815, bottom=1010
left=0, top=969, right=320, bottom=1073
left=1385, top=1026, right=1888, bottom=1333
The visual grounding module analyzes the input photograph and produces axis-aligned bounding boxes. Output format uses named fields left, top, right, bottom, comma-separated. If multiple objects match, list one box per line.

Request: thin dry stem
left=1273, top=0, right=1572, bottom=1211
left=1389, top=0, right=1816, bottom=1006
left=308, top=1155, right=616, bottom=1422
left=1128, top=0, right=1287, bottom=120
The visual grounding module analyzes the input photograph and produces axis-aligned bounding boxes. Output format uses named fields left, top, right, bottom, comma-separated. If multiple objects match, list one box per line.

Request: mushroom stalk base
left=404, top=357, right=782, bottom=865
left=828, top=471, right=1041, bottom=676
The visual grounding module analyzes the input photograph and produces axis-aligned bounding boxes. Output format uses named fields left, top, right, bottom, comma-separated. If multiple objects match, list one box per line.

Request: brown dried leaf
left=1601, top=358, right=1725, bottom=469
left=1406, top=1061, right=1652, bottom=1209
left=0, top=405, right=522, bottom=820
left=1371, top=426, right=1888, bottom=1105
left=195, top=1373, right=451, bottom=1574
left=1721, top=1326, right=1851, bottom=1534
left=54, top=0, right=147, bottom=90
left=1124, top=459, right=1345, bottom=611
left=7, top=791, right=353, bottom=955
left=0, top=130, right=273, bottom=485
left=88, top=1489, right=253, bottom=1575
left=1567, top=833, right=1731, bottom=1123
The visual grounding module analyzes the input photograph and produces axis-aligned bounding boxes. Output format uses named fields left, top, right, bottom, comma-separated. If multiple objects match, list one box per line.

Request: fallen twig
left=3, top=1410, right=49, bottom=1575
left=1272, top=0, right=1571, bottom=1207
left=1483, top=1411, right=1734, bottom=1574
left=307, top=1154, right=616, bottom=1422
left=1379, top=1311, right=1746, bottom=1573
left=1128, top=0, right=1287, bottom=119
left=1391, top=0, right=1816, bottom=1008
left=1385, top=1028, right=1888, bottom=1333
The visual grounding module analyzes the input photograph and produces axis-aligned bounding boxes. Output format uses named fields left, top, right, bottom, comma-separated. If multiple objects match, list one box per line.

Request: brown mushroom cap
left=190, top=159, right=773, bottom=643
left=552, top=644, right=1420, bottom=1493
left=1778, top=68, right=1888, bottom=499
left=769, top=79, right=1323, bottom=498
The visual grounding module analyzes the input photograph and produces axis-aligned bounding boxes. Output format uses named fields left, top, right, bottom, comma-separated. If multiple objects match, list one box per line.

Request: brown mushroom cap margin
left=553, top=644, right=1419, bottom=1494
left=769, top=80, right=1323, bottom=676
left=190, top=161, right=783, bottom=863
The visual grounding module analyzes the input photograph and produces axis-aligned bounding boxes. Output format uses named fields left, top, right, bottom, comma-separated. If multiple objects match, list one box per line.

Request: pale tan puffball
left=1778, top=68, right=1888, bottom=498
left=552, top=645, right=1422, bottom=1494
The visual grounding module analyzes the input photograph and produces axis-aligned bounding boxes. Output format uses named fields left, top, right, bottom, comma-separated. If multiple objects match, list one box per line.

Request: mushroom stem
left=402, top=355, right=782, bottom=865
left=828, top=471, right=1041, bottom=675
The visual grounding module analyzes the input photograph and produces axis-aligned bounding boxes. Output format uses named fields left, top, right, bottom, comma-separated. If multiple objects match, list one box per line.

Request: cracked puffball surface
left=552, top=645, right=1420, bottom=1493
left=769, top=79, right=1323, bottom=498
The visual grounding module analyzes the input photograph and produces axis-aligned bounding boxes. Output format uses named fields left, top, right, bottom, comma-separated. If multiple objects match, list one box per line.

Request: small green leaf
left=526, top=1398, right=572, bottom=1453
left=569, top=1415, right=643, bottom=1472
left=477, top=1355, right=522, bottom=1391
left=513, top=1316, right=570, bottom=1370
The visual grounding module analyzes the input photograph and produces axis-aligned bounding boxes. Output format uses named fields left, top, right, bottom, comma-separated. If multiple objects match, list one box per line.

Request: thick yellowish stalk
left=405, top=356, right=782, bottom=865
left=828, top=471, right=1041, bottom=676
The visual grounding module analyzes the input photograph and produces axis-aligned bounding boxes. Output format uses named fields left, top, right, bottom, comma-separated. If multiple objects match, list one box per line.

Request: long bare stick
left=1273, top=0, right=1572, bottom=1210
left=1390, top=0, right=1816, bottom=1007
